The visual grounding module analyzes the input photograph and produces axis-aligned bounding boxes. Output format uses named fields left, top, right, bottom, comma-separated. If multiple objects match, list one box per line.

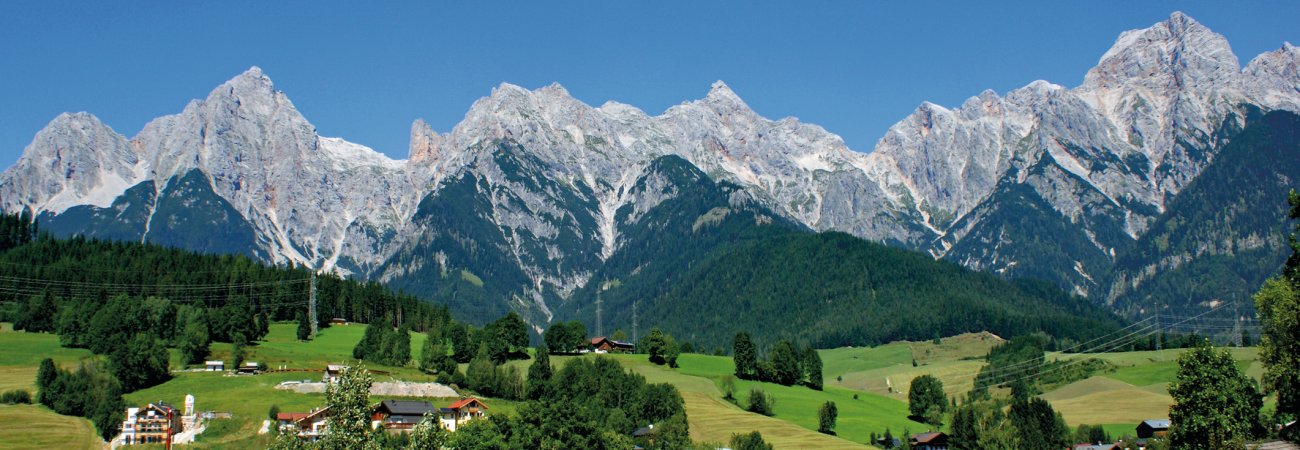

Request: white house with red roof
left=438, top=397, right=488, bottom=432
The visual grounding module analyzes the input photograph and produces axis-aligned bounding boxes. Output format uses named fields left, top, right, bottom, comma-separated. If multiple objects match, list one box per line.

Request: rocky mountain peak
left=408, top=118, right=443, bottom=164
left=1083, top=11, right=1240, bottom=93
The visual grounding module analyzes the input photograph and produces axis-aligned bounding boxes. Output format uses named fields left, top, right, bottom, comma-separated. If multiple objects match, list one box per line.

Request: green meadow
left=0, top=321, right=1265, bottom=449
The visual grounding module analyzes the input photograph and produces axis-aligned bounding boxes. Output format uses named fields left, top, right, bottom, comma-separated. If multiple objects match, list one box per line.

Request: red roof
left=591, top=337, right=608, bottom=345
left=447, top=398, right=488, bottom=410
left=276, top=412, right=310, bottom=421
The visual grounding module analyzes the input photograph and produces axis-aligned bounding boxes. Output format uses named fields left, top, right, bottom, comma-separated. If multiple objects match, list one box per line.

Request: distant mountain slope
left=632, top=231, right=1123, bottom=349
left=1105, top=109, right=1300, bottom=315
left=558, top=155, right=1121, bottom=348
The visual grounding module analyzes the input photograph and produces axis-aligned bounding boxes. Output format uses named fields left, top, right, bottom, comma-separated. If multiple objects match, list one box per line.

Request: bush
left=1, top=389, right=32, bottom=404
left=746, top=388, right=774, bottom=416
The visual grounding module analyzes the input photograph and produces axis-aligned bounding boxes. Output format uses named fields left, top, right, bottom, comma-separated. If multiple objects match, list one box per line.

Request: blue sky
left=2, top=1, right=1298, bottom=164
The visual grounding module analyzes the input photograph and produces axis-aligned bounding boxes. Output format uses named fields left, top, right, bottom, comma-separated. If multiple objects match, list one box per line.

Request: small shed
left=324, top=365, right=349, bottom=383
left=1137, top=419, right=1171, bottom=439
left=205, top=360, right=225, bottom=372
left=329, top=318, right=348, bottom=326
left=237, top=362, right=260, bottom=374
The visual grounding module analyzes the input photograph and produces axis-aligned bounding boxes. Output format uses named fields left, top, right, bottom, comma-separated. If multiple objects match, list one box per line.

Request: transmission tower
left=309, top=272, right=318, bottom=337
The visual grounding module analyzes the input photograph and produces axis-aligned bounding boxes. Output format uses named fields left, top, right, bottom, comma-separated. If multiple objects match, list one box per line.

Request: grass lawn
left=0, top=404, right=102, bottom=450
left=823, top=332, right=1001, bottom=401
left=0, top=323, right=95, bottom=392
left=609, top=353, right=927, bottom=448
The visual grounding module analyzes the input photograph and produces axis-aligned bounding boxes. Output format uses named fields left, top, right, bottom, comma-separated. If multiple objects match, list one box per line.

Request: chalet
left=120, top=402, right=182, bottom=445
left=439, top=397, right=488, bottom=432
left=294, top=407, right=332, bottom=441
left=1137, top=419, right=1171, bottom=439
left=205, top=360, right=225, bottom=371
left=590, top=337, right=635, bottom=353
left=323, top=364, right=349, bottom=383
left=330, top=318, right=349, bottom=326
left=372, top=400, right=436, bottom=432
left=237, top=362, right=260, bottom=374
left=910, top=431, right=949, bottom=450
left=275, top=412, right=310, bottom=433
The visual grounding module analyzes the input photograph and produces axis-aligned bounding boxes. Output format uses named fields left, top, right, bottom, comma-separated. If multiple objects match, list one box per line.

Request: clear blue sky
left=2, top=1, right=1298, bottom=164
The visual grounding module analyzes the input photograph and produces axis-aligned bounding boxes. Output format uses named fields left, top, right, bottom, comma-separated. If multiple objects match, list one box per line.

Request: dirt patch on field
left=277, top=380, right=458, bottom=397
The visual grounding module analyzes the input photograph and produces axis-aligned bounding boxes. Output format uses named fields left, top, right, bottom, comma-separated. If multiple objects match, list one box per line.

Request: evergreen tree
left=388, top=322, right=412, bottom=366
left=423, top=337, right=443, bottom=374
left=354, top=320, right=386, bottom=360
left=466, top=344, right=497, bottom=395
left=1169, top=341, right=1264, bottom=449
left=817, top=401, right=838, bottom=435
left=35, top=358, right=57, bottom=406
left=803, top=346, right=824, bottom=390
left=1009, top=396, right=1069, bottom=450
left=526, top=346, right=552, bottom=400
left=296, top=310, right=311, bottom=341
left=734, top=332, right=757, bottom=380
left=232, top=332, right=248, bottom=370
left=14, top=290, right=57, bottom=333
left=769, top=339, right=801, bottom=386
left=447, top=322, right=472, bottom=364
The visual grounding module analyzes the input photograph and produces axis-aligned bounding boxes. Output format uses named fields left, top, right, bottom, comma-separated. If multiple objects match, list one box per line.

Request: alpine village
left=3, top=5, right=1300, bottom=450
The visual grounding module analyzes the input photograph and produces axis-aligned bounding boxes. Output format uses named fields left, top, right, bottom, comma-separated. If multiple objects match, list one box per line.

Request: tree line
left=733, top=332, right=823, bottom=390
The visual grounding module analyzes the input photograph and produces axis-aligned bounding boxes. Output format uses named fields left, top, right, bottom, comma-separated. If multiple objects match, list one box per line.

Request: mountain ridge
left=2, top=11, right=1297, bottom=325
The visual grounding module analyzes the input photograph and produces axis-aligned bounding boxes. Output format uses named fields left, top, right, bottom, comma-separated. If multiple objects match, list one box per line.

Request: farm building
left=910, top=431, right=948, bottom=450
left=590, top=337, right=635, bottom=353
left=1137, top=419, right=1171, bottom=439
left=372, top=400, right=436, bottom=432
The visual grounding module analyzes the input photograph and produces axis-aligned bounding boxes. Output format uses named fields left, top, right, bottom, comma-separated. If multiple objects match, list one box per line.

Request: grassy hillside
left=3, top=320, right=1264, bottom=449
left=823, top=334, right=1265, bottom=441
left=0, top=404, right=101, bottom=450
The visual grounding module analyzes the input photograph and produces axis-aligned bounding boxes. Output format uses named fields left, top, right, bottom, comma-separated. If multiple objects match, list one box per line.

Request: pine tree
left=526, top=346, right=552, bottom=400
left=733, top=332, right=757, bottom=379
left=296, top=311, right=311, bottom=341
left=35, top=358, right=57, bottom=406
left=803, top=346, right=824, bottom=390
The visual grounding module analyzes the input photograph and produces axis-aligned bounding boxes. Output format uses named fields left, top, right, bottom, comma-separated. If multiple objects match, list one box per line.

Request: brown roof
left=913, top=432, right=947, bottom=444
left=276, top=412, right=310, bottom=421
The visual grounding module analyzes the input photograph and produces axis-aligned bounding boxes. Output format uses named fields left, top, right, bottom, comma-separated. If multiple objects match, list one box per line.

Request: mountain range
left=2, top=12, right=1298, bottom=330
